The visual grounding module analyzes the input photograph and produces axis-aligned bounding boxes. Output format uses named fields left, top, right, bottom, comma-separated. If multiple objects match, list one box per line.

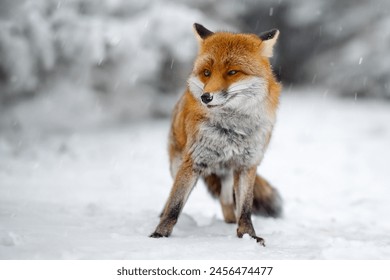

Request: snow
left=1, top=92, right=390, bottom=259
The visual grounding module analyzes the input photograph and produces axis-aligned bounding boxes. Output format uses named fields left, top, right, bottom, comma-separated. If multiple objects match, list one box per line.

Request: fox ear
left=259, top=29, right=279, bottom=57
left=193, top=23, right=214, bottom=42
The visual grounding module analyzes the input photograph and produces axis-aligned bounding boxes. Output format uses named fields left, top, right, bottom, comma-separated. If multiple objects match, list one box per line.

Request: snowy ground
left=1, top=92, right=390, bottom=259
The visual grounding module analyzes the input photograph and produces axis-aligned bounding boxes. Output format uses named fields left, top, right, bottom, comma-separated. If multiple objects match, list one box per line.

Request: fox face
left=188, top=24, right=279, bottom=112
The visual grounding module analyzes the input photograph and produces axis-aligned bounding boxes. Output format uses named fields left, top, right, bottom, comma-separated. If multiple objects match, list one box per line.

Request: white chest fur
left=185, top=75, right=276, bottom=174
left=189, top=99, right=274, bottom=174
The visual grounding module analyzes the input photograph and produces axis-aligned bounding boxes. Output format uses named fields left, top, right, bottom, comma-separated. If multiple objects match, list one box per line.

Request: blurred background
left=1, top=0, right=390, bottom=259
left=1, top=0, right=389, bottom=132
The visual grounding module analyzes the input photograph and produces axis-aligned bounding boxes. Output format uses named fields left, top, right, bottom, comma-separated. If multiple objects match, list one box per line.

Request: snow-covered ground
left=1, top=92, right=390, bottom=259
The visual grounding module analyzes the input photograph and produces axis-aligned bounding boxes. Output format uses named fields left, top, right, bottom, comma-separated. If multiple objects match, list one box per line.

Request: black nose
left=201, top=92, right=213, bottom=104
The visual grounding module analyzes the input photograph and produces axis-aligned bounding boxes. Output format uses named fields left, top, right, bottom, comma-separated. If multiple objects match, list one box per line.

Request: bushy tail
left=203, top=174, right=283, bottom=218
left=252, top=174, right=283, bottom=218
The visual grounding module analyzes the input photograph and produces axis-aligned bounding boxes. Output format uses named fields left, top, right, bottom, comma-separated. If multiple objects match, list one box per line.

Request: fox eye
left=227, top=70, right=238, bottom=76
left=203, top=69, right=211, bottom=77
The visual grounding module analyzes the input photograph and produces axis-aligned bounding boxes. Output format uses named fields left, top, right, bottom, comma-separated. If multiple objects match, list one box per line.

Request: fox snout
left=201, top=92, right=213, bottom=104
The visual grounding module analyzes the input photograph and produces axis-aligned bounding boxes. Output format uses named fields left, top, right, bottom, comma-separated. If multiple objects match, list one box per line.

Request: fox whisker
left=228, top=81, right=255, bottom=90
left=228, top=88, right=263, bottom=95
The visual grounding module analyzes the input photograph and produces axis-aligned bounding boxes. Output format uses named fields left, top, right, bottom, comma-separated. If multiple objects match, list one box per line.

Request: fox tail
left=204, top=174, right=282, bottom=218
left=252, top=174, right=282, bottom=218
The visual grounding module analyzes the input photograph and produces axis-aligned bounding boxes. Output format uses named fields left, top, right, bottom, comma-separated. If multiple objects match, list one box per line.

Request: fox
left=150, top=23, right=282, bottom=246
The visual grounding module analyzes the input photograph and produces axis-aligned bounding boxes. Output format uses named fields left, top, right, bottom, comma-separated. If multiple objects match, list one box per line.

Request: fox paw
left=149, top=232, right=166, bottom=238
left=237, top=231, right=266, bottom=246
left=253, top=236, right=266, bottom=246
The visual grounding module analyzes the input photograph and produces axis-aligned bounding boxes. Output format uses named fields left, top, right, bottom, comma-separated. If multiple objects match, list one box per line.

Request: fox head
left=188, top=23, right=280, bottom=111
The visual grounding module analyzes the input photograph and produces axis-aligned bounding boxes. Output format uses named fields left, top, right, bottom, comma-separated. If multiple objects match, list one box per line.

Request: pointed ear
left=259, top=29, right=280, bottom=57
left=193, top=23, right=214, bottom=42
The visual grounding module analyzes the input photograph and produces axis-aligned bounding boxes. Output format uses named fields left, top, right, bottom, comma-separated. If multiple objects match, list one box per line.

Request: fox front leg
left=150, top=160, right=198, bottom=238
left=234, top=167, right=265, bottom=246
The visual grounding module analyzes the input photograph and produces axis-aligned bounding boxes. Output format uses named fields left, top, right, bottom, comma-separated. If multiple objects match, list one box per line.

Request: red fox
left=150, top=23, right=282, bottom=246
